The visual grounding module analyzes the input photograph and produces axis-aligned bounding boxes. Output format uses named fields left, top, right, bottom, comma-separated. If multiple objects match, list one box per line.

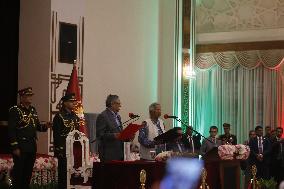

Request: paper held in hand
left=117, top=123, right=143, bottom=141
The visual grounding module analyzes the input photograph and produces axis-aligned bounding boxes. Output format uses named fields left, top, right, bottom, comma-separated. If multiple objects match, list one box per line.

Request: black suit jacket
left=181, top=134, right=201, bottom=152
left=271, top=138, right=284, bottom=166
left=96, top=109, right=124, bottom=161
left=249, top=136, right=271, bottom=165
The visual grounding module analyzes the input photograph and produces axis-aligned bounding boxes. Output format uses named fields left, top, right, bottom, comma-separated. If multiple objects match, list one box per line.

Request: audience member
left=249, top=126, right=271, bottom=179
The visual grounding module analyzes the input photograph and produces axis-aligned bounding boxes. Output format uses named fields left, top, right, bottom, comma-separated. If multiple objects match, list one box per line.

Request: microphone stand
left=173, top=117, right=214, bottom=144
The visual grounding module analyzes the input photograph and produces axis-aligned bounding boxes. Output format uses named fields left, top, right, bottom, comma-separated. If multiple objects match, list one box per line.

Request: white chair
left=66, top=130, right=93, bottom=189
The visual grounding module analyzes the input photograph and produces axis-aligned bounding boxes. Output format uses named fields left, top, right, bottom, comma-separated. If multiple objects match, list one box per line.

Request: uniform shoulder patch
left=9, top=105, right=19, bottom=112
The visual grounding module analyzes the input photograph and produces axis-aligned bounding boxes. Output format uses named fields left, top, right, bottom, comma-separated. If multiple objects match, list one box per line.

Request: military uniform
left=219, top=134, right=237, bottom=145
left=52, top=93, right=79, bottom=189
left=8, top=87, right=48, bottom=189
left=220, top=123, right=237, bottom=145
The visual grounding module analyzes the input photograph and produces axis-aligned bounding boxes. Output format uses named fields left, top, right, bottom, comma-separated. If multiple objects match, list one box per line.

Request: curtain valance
left=195, top=49, right=284, bottom=71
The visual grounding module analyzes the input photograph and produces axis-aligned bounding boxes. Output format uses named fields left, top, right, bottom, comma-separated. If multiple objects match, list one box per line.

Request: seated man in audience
left=200, top=126, right=222, bottom=156
left=219, top=123, right=237, bottom=145
left=181, top=126, right=201, bottom=154
left=138, top=103, right=166, bottom=160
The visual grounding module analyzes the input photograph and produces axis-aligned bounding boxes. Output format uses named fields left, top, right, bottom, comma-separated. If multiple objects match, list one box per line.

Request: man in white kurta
left=138, top=103, right=166, bottom=160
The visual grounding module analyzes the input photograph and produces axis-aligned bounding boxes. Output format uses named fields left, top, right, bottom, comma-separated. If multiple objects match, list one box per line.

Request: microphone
left=164, top=114, right=178, bottom=119
left=129, top=113, right=140, bottom=119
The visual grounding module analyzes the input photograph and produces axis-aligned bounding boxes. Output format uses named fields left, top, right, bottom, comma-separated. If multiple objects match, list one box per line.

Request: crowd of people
left=7, top=88, right=284, bottom=188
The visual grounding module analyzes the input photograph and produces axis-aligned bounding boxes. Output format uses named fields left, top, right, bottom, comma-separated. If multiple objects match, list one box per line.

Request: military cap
left=61, top=93, right=77, bottom=102
left=18, top=87, right=34, bottom=96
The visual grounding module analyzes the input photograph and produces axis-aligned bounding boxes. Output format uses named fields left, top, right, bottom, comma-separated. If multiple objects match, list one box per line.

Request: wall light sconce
left=184, top=64, right=196, bottom=79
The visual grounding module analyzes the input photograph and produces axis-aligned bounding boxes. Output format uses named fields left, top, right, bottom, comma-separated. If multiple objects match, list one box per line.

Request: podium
left=203, top=147, right=240, bottom=189
left=154, top=127, right=182, bottom=143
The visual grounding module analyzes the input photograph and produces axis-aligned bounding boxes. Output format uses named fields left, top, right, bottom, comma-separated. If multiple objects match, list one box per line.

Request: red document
left=117, top=123, right=143, bottom=141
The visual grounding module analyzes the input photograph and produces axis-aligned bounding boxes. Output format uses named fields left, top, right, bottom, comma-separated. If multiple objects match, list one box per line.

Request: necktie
left=280, top=142, right=283, bottom=157
left=177, top=143, right=182, bottom=152
left=115, top=114, right=122, bottom=131
left=188, top=136, right=195, bottom=153
left=258, top=137, right=263, bottom=154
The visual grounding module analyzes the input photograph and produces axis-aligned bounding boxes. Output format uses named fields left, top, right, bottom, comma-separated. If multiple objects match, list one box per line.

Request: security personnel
left=52, top=93, right=80, bottom=189
left=8, top=87, right=50, bottom=189
left=219, top=123, right=237, bottom=145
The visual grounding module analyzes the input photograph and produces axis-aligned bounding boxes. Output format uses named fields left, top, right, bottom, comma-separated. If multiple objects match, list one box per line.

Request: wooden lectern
left=203, top=147, right=240, bottom=189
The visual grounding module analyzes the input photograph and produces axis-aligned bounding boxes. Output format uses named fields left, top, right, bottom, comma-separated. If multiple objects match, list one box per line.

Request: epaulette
left=9, top=105, right=19, bottom=112
left=31, top=106, right=36, bottom=112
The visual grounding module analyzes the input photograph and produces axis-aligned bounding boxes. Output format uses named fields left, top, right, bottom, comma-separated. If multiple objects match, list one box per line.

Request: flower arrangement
left=218, top=144, right=250, bottom=160
left=31, top=157, right=58, bottom=185
left=34, top=157, right=57, bottom=171
left=0, top=155, right=58, bottom=186
left=0, top=158, right=13, bottom=173
left=218, top=145, right=236, bottom=160
left=235, top=144, right=250, bottom=160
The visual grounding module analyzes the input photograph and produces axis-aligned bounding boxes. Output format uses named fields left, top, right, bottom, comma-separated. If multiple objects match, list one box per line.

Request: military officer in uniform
left=219, top=123, right=237, bottom=145
left=52, top=93, right=80, bottom=189
left=8, top=87, right=50, bottom=189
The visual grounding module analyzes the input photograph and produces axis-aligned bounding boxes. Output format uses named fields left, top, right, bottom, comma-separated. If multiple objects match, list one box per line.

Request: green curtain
left=194, top=64, right=280, bottom=143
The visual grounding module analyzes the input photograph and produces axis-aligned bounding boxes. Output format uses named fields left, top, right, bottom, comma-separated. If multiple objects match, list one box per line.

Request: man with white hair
left=138, top=102, right=166, bottom=160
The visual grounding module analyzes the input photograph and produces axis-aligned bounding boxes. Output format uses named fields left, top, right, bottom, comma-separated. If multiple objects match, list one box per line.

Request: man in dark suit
left=264, top=126, right=272, bottom=139
left=96, top=94, right=131, bottom=161
left=166, top=127, right=187, bottom=153
left=219, top=123, right=237, bottom=145
left=270, top=127, right=284, bottom=185
left=249, top=126, right=271, bottom=179
left=181, top=126, right=201, bottom=154
left=8, top=87, right=50, bottom=189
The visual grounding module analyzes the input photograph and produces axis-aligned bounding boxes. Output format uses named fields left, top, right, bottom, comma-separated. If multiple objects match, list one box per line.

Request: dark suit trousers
left=271, top=159, right=284, bottom=184
left=57, top=156, right=67, bottom=189
left=255, top=161, right=270, bottom=179
left=12, top=152, right=36, bottom=189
